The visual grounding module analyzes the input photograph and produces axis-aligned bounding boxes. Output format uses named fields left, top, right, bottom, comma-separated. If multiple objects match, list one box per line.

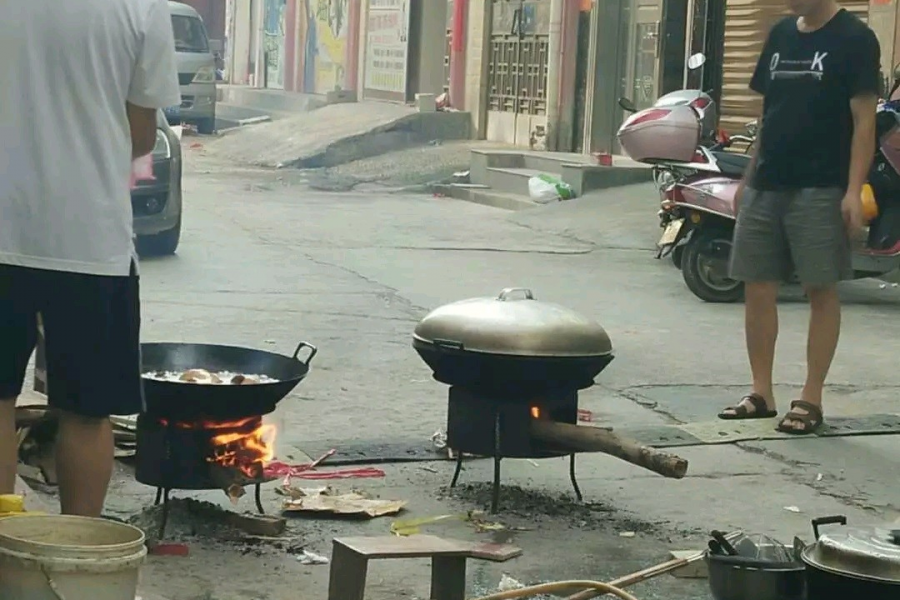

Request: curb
left=432, top=184, right=538, bottom=211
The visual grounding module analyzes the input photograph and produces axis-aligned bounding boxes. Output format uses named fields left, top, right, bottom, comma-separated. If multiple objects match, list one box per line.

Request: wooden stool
left=327, top=535, right=522, bottom=600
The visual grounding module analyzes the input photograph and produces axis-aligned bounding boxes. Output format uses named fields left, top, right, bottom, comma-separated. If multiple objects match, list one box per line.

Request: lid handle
left=811, top=515, right=847, bottom=540
left=891, top=530, right=900, bottom=546
left=498, top=288, right=534, bottom=301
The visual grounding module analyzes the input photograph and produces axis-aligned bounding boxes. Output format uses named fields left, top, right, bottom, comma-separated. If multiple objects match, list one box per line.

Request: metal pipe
left=344, top=0, right=362, bottom=91
left=580, top=3, right=600, bottom=153
left=545, top=0, right=565, bottom=150
left=253, top=0, right=265, bottom=88
left=682, top=0, right=696, bottom=89
left=449, top=0, right=469, bottom=109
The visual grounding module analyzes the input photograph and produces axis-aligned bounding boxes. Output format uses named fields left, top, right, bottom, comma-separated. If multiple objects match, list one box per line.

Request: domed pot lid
left=803, top=523, right=900, bottom=584
left=413, top=288, right=613, bottom=358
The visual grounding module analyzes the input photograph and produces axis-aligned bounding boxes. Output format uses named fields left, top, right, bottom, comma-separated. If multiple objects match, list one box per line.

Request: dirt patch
left=127, top=498, right=306, bottom=554
left=438, top=483, right=666, bottom=536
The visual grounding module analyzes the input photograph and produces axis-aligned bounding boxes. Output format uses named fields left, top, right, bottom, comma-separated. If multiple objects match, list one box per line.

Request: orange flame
left=157, top=416, right=277, bottom=478
left=530, top=406, right=541, bottom=419
left=208, top=421, right=277, bottom=478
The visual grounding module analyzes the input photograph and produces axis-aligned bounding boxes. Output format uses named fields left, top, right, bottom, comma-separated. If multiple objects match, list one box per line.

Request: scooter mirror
left=618, top=97, right=637, bottom=112
left=687, top=53, right=706, bottom=70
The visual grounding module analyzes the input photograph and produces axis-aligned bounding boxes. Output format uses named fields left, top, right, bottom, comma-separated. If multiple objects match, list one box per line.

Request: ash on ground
left=127, top=497, right=300, bottom=554
left=438, top=483, right=664, bottom=535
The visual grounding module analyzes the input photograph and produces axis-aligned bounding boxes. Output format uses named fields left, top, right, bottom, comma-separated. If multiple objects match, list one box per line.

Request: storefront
left=361, top=0, right=413, bottom=101
left=482, top=0, right=551, bottom=146
left=581, top=0, right=688, bottom=155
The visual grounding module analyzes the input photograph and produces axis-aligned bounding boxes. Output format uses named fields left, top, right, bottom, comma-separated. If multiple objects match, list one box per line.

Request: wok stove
left=135, top=341, right=318, bottom=538
left=446, top=386, right=583, bottom=513
left=135, top=415, right=274, bottom=538
left=414, top=288, right=689, bottom=514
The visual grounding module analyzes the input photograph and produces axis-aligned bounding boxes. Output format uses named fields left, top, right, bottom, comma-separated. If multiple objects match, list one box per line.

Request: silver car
left=134, top=111, right=183, bottom=256
left=169, top=1, right=216, bottom=134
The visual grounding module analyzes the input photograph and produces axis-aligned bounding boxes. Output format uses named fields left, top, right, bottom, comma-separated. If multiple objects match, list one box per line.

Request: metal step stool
left=327, top=535, right=522, bottom=600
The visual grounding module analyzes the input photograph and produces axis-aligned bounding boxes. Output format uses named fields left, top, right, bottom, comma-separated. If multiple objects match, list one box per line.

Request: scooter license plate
left=658, top=219, right=684, bottom=247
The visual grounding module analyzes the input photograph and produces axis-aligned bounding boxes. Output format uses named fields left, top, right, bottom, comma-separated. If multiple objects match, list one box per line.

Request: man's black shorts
left=0, top=262, right=144, bottom=418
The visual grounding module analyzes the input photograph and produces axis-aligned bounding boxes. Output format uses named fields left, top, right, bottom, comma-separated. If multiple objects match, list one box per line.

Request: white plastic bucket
left=0, top=515, right=147, bottom=600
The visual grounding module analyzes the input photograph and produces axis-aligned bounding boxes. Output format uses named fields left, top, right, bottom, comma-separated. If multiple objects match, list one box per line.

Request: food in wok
left=142, top=368, right=279, bottom=385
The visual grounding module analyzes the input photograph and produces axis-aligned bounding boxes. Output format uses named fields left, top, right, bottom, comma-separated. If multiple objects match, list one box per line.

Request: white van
left=168, top=1, right=216, bottom=133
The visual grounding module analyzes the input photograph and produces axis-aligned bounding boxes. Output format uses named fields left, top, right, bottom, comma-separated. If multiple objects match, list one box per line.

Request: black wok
left=140, top=341, right=317, bottom=421
left=413, top=339, right=614, bottom=394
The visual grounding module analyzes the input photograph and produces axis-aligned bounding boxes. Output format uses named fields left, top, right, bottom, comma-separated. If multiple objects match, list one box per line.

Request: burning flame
left=208, top=418, right=277, bottom=478
left=530, top=406, right=541, bottom=419
left=157, top=416, right=277, bottom=478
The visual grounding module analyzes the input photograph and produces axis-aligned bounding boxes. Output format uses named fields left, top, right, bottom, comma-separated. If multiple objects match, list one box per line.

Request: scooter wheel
left=671, top=246, right=684, bottom=269
left=681, top=230, right=744, bottom=303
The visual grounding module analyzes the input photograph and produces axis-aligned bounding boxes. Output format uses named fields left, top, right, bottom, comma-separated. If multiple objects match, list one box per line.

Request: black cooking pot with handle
left=801, top=515, right=900, bottom=599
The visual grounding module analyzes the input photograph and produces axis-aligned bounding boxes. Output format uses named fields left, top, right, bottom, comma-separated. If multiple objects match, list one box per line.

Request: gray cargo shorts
left=728, top=186, right=851, bottom=286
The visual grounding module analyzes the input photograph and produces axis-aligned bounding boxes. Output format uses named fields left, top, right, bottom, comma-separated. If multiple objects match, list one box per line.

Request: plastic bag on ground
left=528, top=174, right=575, bottom=204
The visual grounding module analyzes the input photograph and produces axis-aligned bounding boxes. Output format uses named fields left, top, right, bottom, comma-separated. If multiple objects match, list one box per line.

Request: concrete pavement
left=101, top=145, right=900, bottom=599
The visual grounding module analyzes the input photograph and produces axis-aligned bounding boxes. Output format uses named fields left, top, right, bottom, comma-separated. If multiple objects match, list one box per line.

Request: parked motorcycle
left=619, top=86, right=900, bottom=302
left=615, top=52, right=756, bottom=275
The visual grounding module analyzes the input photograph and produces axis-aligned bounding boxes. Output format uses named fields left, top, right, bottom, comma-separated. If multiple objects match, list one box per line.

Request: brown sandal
left=718, top=393, right=777, bottom=420
left=776, top=401, right=824, bottom=435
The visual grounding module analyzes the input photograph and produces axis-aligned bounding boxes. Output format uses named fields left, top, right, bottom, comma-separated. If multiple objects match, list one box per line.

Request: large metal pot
left=706, top=554, right=806, bottom=600
left=412, top=288, right=613, bottom=393
left=801, top=516, right=900, bottom=599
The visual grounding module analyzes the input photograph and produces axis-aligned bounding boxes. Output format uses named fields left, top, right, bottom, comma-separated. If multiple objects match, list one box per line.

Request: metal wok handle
left=812, top=515, right=847, bottom=540
left=497, top=288, right=534, bottom=301
left=292, top=342, right=318, bottom=366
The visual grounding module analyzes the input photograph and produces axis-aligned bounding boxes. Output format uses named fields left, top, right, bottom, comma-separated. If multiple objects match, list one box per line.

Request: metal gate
left=485, top=0, right=550, bottom=146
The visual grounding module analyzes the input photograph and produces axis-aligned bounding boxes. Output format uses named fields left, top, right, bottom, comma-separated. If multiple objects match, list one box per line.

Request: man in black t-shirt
left=718, top=1, right=880, bottom=435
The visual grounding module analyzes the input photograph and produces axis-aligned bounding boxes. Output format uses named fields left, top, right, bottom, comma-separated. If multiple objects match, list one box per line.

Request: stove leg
left=158, top=489, right=170, bottom=540
left=569, top=454, right=583, bottom=502
left=154, top=488, right=163, bottom=506
left=491, top=454, right=501, bottom=514
left=449, top=453, right=464, bottom=488
left=490, top=411, right=501, bottom=514
left=254, top=483, right=265, bottom=515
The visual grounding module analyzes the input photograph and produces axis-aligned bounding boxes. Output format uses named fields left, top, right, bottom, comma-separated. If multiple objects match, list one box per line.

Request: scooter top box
left=618, top=104, right=701, bottom=164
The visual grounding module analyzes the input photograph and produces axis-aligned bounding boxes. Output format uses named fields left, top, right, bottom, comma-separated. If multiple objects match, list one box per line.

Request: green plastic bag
left=528, top=174, right=576, bottom=203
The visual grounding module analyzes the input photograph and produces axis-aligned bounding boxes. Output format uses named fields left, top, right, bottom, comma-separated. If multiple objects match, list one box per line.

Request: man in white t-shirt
left=0, top=0, right=181, bottom=516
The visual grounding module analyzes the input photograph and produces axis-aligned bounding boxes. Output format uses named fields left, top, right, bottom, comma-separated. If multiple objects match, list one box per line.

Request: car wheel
left=137, top=218, right=181, bottom=257
left=197, top=117, right=215, bottom=135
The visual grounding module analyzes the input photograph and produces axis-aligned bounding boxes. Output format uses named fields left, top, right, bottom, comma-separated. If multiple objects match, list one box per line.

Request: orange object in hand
left=861, top=183, right=878, bottom=223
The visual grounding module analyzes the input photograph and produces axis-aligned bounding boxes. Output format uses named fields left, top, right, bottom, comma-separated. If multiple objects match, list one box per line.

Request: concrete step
left=483, top=167, right=547, bottom=196
left=520, top=151, right=592, bottom=174
left=470, top=148, right=651, bottom=197
left=434, top=184, right=537, bottom=211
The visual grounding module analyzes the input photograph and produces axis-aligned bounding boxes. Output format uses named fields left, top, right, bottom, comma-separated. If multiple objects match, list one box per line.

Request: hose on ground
left=470, top=580, right=640, bottom=600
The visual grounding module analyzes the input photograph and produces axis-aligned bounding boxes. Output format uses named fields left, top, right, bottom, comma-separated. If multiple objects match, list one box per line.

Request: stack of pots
left=708, top=517, right=900, bottom=600
left=801, top=516, right=900, bottom=598
left=412, top=288, right=614, bottom=393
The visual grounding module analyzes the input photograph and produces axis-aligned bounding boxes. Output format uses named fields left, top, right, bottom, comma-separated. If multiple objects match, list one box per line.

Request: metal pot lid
left=803, top=525, right=900, bottom=583
left=413, top=288, right=613, bottom=357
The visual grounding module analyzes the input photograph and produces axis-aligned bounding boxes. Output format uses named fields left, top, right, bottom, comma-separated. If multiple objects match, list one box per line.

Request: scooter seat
left=711, top=151, right=751, bottom=178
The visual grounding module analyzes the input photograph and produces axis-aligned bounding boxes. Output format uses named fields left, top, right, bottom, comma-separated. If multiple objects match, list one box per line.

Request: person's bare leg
left=721, top=281, right=780, bottom=417
left=744, top=281, right=780, bottom=409
left=785, top=285, right=840, bottom=430
left=56, top=411, right=113, bottom=517
left=0, top=399, right=17, bottom=494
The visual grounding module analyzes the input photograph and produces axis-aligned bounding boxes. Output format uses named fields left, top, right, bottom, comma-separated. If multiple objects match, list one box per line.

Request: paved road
left=126, top=143, right=900, bottom=600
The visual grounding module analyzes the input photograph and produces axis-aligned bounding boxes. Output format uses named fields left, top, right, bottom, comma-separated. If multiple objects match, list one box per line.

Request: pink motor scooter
left=617, top=59, right=900, bottom=303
